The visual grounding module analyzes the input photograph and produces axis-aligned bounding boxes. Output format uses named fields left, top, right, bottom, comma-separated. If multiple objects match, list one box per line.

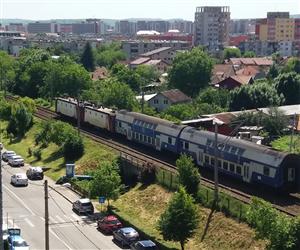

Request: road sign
left=99, top=196, right=106, bottom=204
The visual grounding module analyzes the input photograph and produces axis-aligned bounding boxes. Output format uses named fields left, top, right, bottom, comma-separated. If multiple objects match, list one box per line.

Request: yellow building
left=259, top=24, right=268, bottom=41
left=275, top=18, right=295, bottom=41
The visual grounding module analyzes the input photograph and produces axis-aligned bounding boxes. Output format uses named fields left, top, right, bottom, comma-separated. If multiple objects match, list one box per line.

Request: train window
left=184, top=142, right=189, bottom=150
left=139, top=134, right=142, bottom=141
left=168, top=137, right=172, bottom=144
left=224, top=145, right=231, bottom=152
left=237, top=148, right=243, bottom=155
left=288, top=168, right=295, bottom=181
left=118, top=121, right=122, bottom=127
left=205, top=155, right=210, bottom=164
left=148, top=137, right=151, bottom=143
left=230, top=147, right=237, bottom=154
left=263, top=167, right=270, bottom=176
left=218, top=160, right=222, bottom=168
left=229, top=163, right=235, bottom=172
left=236, top=166, right=242, bottom=175
left=210, top=157, right=215, bottom=166
left=223, top=162, right=228, bottom=170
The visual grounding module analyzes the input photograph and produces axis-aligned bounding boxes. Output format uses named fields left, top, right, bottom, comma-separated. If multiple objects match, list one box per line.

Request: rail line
left=5, top=95, right=300, bottom=217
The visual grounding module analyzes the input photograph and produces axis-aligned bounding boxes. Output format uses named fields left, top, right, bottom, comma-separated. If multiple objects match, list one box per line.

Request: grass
left=271, top=135, right=300, bottom=154
left=0, top=118, right=118, bottom=180
left=111, top=184, right=266, bottom=250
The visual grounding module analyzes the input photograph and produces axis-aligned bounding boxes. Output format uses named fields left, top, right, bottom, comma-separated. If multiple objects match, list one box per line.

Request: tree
left=63, top=134, right=84, bottom=161
left=95, top=43, right=126, bottom=68
left=223, top=47, right=241, bottom=60
left=176, top=155, right=201, bottom=196
left=230, top=81, right=282, bottom=111
left=283, top=57, right=300, bottom=74
left=158, top=186, right=199, bottom=250
left=168, top=48, right=213, bottom=97
left=262, top=107, right=288, bottom=137
left=7, top=103, right=33, bottom=137
left=80, top=42, right=95, bottom=72
left=196, top=87, right=230, bottom=110
left=268, top=64, right=279, bottom=79
left=0, top=51, right=15, bottom=95
left=89, top=161, right=122, bottom=208
left=243, top=51, right=256, bottom=58
left=274, top=73, right=300, bottom=105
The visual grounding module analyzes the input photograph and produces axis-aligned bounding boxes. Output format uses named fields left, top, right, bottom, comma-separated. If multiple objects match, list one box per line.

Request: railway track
left=5, top=95, right=300, bottom=217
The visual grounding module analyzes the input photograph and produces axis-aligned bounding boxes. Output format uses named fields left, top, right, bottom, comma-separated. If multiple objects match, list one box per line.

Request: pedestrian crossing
left=3, top=212, right=94, bottom=230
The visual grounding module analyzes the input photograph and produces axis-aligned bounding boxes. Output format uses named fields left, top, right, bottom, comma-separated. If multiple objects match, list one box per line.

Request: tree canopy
left=243, top=51, right=256, bottom=58
left=229, top=81, right=282, bottom=111
left=95, top=43, right=126, bottom=68
left=223, top=47, right=241, bottom=60
left=168, top=48, right=213, bottom=97
left=80, top=42, right=95, bottom=72
left=158, top=186, right=199, bottom=250
left=274, top=73, right=300, bottom=105
left=0, top=51, right=15, bottom=94
left=283, top=57, right=300, bottom=74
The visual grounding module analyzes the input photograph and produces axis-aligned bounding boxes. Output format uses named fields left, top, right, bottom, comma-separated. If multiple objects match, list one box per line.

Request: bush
left=33, top=148, right=42, bottom=160
left=63, top=134, right=84, bottom=161
left=139, top=163, right=156, bottom=185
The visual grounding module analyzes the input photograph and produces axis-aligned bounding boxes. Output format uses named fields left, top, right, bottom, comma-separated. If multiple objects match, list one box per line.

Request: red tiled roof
left=229, top=57, right=273, bottom=66
left=231, top=75, right=253, bottom=85
left=160, top=89, right=192, bottom=103
left=235, top=66, right=261, bottom=76
left=211, top=64, right=236, bottom=84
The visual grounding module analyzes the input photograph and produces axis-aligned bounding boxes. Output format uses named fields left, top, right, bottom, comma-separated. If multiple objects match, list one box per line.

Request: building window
left=236, top=166, right=242, bottom=175
left=168, top=137, right=172, bottom=144
left=223, top=162, right=228, bottom=170
left=154, top=99, right=158, bottom=104
left=263, top=166, right=270, bottom=176
left=229, top=163, right=235, bottom=172
left=163, top=99, right=169, bottom=104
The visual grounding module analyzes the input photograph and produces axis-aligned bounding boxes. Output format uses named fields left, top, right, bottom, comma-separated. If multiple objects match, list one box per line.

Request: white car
left=2, top=151, right=16, bottom=161
left=11, top=173, right=28, bottom=187
left=8, top=156, right=24, bottom=167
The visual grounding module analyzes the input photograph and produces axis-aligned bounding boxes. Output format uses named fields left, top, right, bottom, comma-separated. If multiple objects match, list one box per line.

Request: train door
left=243, top=163, right=251, bottom=183
left=155, top=137, right=161, bottom=151
left=197, top=149, right=204, bottom=166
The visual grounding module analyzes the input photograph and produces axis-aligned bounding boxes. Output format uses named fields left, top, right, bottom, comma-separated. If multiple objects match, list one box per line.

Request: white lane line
left=24, top=218, right=35, bottom=228
left=3, top=185, right=35, bottom=216
left=56, top=215, right=65, bottom=223
left=49, top=227, right=73, bottom=250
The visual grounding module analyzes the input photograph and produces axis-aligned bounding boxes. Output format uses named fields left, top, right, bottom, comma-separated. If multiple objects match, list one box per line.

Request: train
left=55, top=97, right=300, bottom=193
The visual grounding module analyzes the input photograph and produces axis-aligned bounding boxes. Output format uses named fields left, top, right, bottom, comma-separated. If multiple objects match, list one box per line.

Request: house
left=235, top=66, right=266, bottom=80
left=228, top=57, right=273, bottom=70
left=129, top=57, right=169, bottom=72
left=140, top=47, right=175, bottom=63
left=216, top=75, right=254, bottom=90
left=91, top=67, right=108, bottom=81
left=211, top=64, right=236, bottom=85
left=148, top=89, right=191, bottom=112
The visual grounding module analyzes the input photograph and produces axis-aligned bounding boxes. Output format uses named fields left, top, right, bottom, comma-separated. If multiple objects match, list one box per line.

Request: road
left=2, top=160, right=122, bottom=250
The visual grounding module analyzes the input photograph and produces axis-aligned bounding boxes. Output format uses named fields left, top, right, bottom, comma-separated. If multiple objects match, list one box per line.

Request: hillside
left=112, top=184, right=267, bottom=250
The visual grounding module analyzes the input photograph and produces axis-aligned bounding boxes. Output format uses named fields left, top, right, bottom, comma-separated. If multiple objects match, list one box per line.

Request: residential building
left=169, top=20, right=194, bottom=34
left=27, top=22, right=54, bottom=33
left=72, top=22, right=99, bottom=34
left=211, top=64, right=236, bottom=85
left=129, top=57, right=169, bottom=72
left=140, top=47, right=175, bottom=63
left=194, top=6, right=230, bottom=51
left=230, top=19, right=256, bottom=35
left=121, top=40, right=190, bottom=59
left=216, top=75, right=254, bottom=90
left=6, top=23, right=26, bottom=32
left=148, top=89, right=191, bottom=112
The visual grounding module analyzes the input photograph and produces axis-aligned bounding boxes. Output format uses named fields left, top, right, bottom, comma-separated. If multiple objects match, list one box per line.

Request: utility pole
left=77, top=95, right=81, bottom=134
left=0, top=146, right=4, bottom=250
left=213, top=120, right=219, bottom=207
left=289, top=113, right=296, bottom=153
left=44, top=180, right=50, bottom=250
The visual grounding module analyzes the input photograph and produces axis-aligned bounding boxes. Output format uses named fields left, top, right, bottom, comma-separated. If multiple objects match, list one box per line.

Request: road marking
left=24, top=218, right=34, bottom=227
left=56, top=215, right=65, bottom=223
left=3, top=185, right=35, bottom=216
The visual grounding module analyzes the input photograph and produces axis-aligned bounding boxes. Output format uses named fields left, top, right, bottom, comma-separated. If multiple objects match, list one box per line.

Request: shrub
left=33, top=148, right=42, bottom=160
left=63, top=134, right=84, bottom=161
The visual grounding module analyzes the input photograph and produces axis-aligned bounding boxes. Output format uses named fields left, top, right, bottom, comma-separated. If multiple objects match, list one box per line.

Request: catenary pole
left=214, top=121, right=219, bottom=206
left=44, top=180, right=49, bottom=250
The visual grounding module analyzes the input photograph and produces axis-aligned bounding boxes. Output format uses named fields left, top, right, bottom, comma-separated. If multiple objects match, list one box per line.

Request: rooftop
left=160, top=89, right=192, bottom=103
left=141, top=47, right=172, bottom=57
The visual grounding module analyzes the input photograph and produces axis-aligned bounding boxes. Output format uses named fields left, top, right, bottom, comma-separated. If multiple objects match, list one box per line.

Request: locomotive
left=56, top=97, right=300, bottom=192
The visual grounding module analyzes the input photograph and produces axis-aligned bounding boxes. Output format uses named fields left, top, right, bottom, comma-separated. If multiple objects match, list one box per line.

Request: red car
left=97, top=215, right=122, bottom=234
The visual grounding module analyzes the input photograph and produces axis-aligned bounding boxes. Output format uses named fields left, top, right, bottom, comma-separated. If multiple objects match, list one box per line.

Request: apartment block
left=27, top=22, right=54, bottom=33
left=194, top=6, right=230, bottom=51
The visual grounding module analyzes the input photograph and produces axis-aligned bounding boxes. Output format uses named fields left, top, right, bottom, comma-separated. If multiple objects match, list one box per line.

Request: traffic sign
left=99, top=196, right=106, bottom=204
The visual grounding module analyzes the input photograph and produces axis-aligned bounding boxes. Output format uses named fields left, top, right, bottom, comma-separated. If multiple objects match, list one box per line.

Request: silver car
left=9, top=156, right=24, bottom=167
left=72, top=198, right=94, bottom=214
left=11, top=173, right=28, bottom=187
left=2, top=151, right=16, bottom=162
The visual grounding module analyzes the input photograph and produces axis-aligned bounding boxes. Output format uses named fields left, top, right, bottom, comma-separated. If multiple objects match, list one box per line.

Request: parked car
left=72, top=198, right=94, bottom=214
left=131, top=240, right=158, bottom=250
left=8, top=156, right=24, bottom=167
left=11, top=173, right=28, bottom=187
left=7, top=235, right=29, bottom=250
left=113, top=227, right=139, bottom=247
left=2, top=151, right=16, bottom=161
left=3, top=226, right=21, bottom=242
left=26, top=167, right=43, bottom=180
left=97, top=215, right=122, bottom=234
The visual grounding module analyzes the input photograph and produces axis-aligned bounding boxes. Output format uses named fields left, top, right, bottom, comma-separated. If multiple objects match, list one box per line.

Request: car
left=97, top=215, right=122, bottom=234
left=26, top=167, right=44, bottom=180
left=11, top=173, right=28, bottom=187
left=130, top=240, right=158, bottom=250
left=2, top=151, right=16, bottom=161
left=8, top=156, right=24, bottom=167
left=72, top=198, right=94, bottom=214
left=113, top=227, right=139, bottom=247
left=7, top=235, right=29, bottom=250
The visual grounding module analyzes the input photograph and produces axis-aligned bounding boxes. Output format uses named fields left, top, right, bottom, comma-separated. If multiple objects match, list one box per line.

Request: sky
left=0, top=0, right=299, bottom=21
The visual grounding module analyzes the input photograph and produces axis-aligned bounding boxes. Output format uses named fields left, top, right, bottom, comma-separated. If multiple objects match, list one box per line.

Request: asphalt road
left=2, top=160, right=122, bottom=250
